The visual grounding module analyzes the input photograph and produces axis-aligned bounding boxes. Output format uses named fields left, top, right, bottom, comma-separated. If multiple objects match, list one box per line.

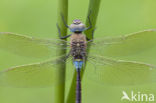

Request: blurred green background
left=0, top=0, right=156, bottom=103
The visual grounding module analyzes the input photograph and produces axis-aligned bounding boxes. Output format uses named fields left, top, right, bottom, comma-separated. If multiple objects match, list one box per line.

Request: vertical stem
left=76, top=69, right=81, bottom=103
left=55, top=0, right=68, bottom=103
left=66, top=0, right=101, bottom=103
left=85, top=0, right=101, bottom=39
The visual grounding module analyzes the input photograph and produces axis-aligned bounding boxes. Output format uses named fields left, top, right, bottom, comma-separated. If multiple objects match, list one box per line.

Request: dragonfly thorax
left=70, top=34, right=87, bottom=60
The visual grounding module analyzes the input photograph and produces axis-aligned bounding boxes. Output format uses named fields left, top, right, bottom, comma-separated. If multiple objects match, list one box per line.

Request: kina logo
left=121, top=91, right=155, bottom=102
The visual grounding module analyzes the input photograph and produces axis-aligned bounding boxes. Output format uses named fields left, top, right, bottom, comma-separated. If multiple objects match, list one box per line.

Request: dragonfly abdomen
left=74, top=60, right=83, bottom=70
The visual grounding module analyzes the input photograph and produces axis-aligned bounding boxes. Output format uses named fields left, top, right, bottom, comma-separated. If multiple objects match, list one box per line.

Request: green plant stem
left=66, top=0, right=101, bottom=103
left=54, top=0, right=68, bottom=103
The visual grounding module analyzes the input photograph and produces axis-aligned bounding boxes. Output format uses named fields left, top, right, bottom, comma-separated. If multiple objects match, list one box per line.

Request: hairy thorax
left=70, top=33, right=87, bottom=59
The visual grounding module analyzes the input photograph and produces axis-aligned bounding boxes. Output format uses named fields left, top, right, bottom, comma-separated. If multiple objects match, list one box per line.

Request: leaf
left=0, top=32, right=68, bottom=58
left=87, top=55, right=156, bottom=86
left=91, top=29, right=156, bottom=57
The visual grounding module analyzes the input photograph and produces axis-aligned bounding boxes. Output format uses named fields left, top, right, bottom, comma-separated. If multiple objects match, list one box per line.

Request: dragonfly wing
left=0, top=32, right=69, bottom=58
left=0, top=55, right=68, bottom=88
left=90, top=29, right=156, bottom=57
left=86, top=55, right=156, bottom=86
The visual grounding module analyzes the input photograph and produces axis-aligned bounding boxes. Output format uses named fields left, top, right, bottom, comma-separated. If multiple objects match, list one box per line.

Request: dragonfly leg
left=81, top=53, right=86, bottom=70
left=61, top=13, right=69, bottom=28
left=91, top=28, right=96, bottom=40
left=58, top=52, right=71, bottom=63
left=86, top=28, right=96, bottom=41
left=56, top=23, right=72, bottom=39
left=85, top=10, right=92, bottom=30
left=82, top=58, right=86, bottom=70
left=66, top=50, right=72, bottom=59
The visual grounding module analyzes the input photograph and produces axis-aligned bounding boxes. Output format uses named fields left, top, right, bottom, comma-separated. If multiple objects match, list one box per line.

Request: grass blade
left=54, top=0, right=68, bottom=103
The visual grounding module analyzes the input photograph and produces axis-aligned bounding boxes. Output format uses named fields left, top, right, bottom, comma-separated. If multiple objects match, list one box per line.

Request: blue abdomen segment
left=73, top=61, right=83, bottom=71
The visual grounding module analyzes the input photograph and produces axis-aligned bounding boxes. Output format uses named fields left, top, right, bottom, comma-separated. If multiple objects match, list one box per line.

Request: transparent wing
left=86, top=55, right=156, bottom=86
left=0, top=32, right=70, bottom=58
left=0, top=55, right=70, bottom=88
left=89, top=29, right=156, bottom=57
left=88, top=36, right=124, bottom=45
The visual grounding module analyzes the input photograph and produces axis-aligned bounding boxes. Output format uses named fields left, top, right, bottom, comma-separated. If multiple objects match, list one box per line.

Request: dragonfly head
left=69, top=19, right=86, bottom=33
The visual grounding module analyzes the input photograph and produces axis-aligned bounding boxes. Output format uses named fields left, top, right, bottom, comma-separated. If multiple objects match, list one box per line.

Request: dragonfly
left=0, top=15, right=156, bottom=103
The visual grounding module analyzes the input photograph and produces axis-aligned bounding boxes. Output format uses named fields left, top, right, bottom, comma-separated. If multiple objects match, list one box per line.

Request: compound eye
left=73, top=19, right=81, bottom=24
